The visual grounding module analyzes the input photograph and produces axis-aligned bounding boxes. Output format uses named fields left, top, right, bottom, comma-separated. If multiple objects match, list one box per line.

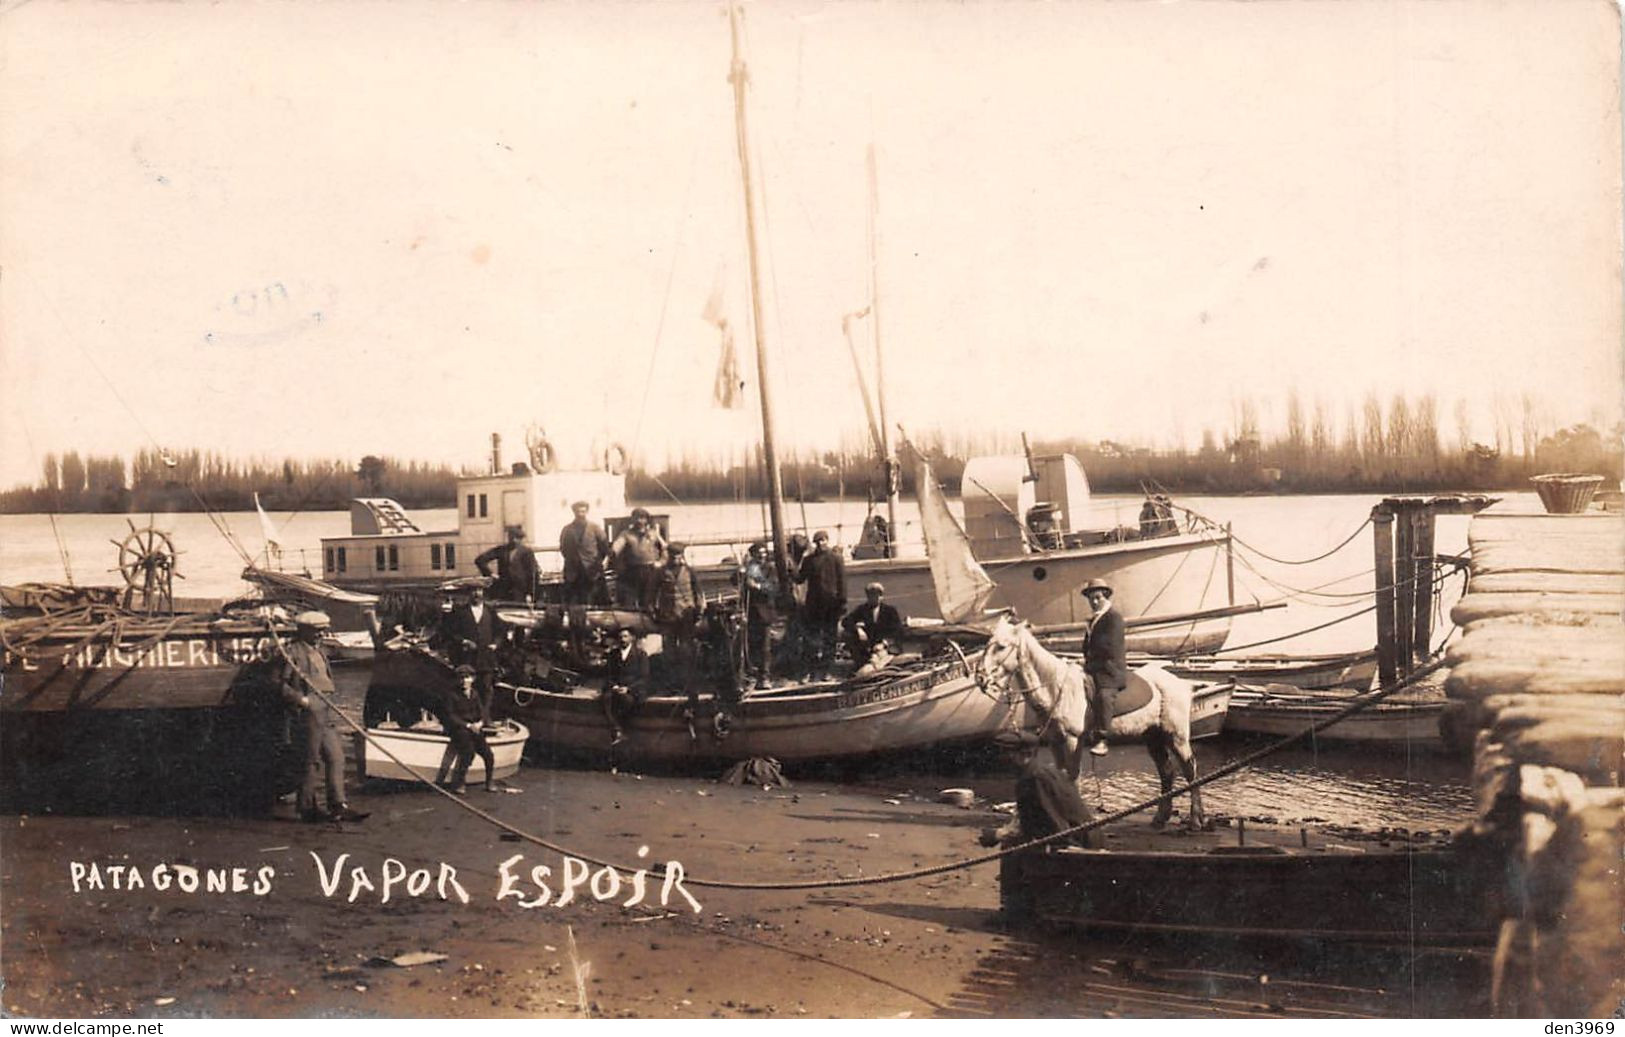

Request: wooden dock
left=1443, top=501, right=1624, bottom=1017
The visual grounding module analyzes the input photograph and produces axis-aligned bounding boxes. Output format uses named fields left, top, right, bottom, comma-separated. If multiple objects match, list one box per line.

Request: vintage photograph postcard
left=1, top=0, right=1620, bottom=1022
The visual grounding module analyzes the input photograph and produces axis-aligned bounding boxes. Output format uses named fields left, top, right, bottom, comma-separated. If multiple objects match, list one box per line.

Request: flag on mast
left=703, top=266, right=745, bottom=409
left=254, top=492, right=283, bottom=564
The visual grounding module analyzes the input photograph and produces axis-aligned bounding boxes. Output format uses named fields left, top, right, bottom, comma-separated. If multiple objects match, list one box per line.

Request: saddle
left=1102, top=668, right=1156, bottom=719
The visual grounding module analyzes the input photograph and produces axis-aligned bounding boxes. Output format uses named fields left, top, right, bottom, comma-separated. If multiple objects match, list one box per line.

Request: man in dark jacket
left=796, top=530, right=846, bottom=680
left=437, top=665, right=497, bottom=794
left=979, top=729, right=1100, bottom=849
left=476, top=525, right=539, bottom=603
left=841, top=581, right=905, bottom=668
left=603, top=627, right=651, bottom=746
left=558, top=501, right=610, bottom=605
left=1080, top=578, right=1127, bottom=756
left=443, top=582, right=500, bottom=726
left=741, top=541, right=779, bottom=689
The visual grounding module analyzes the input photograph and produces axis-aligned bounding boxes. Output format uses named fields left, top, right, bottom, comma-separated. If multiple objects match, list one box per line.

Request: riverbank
left=1, top=761, right=1489, bottom=1019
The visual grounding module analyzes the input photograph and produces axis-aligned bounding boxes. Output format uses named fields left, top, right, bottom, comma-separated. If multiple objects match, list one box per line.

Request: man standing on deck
left=654, top=541, right=705, bottom=697
left=796, top=530, right=846, bottom=680
left=610, top=508, right=667, bottom=610
left=444, top=582, right=500, bottom=727
left=1081, top=578, right=1126, bottom=757
left=280, top=611, right=366, bottom=823
left=476, top=525, right=538, bottom=603
left=559, top=501, right=610, bottom=606
left=741, top=541, right=779, bottom=690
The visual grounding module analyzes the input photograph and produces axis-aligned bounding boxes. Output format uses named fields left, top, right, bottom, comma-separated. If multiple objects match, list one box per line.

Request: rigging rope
left=1175, top=503, right=1373, bottom=567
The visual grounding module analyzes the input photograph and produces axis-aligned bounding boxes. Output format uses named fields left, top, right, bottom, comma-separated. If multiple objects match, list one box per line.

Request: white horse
left=976, top=613, right=1206, bottom=830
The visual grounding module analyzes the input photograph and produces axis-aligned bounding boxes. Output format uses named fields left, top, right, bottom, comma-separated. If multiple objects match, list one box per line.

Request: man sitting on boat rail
left=279, top=611, right=367, bottom=823
left=842, top=581, right=905, bottom=673
left=1081, top=578, right=1127, bottom=757
left=438, top=665, right=498, bottom=794
left=603, top=627, right=652, bottom=747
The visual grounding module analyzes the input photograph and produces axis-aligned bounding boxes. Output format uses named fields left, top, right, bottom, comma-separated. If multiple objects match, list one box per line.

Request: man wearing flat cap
left=979, top=728, right=1100, bottom=849
left=559, top=501, right=610, bottom=606
left=653, top=541, right=705, bottom=696
left=796, top=530, right=846, bottom=680
left=841, top=581, right=904, bottom=670
left=1080, top=578, right=1126, bottom=756
left=280, top=611, right=365, bottom=822
left=476, top=524, right=538, bottom=603
left=610, top=507, right=667, bottom=611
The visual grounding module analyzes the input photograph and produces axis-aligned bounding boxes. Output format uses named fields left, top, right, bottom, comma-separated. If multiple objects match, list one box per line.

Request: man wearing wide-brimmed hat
left=279, top=611, right=365, bottom=822
left=1080, top=578, right=1126, bottom=757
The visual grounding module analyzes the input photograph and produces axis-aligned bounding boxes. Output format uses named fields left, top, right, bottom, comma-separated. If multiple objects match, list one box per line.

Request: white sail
left=254, top=492, right=282, bottom=563
left=917, top=461, right=995, bottom=623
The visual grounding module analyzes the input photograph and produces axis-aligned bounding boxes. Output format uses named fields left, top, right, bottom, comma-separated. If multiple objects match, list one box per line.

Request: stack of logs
left=1443, top=504, right=1623, bottom=1017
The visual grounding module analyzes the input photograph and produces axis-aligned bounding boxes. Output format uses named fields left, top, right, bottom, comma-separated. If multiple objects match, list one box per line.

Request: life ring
left=527, top=436, right=557, bottom=474
left=603, top=442, right=628, bottom=476
left=511, top=686, right=536, bottom=708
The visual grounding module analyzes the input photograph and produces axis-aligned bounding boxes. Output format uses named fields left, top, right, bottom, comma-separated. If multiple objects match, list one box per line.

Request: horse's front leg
left=1145, top=732, right=1176, bottom=829
left=1174, top=740, right=1204, bottom=830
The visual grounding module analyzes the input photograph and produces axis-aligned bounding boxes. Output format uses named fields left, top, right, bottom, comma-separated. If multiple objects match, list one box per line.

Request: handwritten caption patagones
left=66, top=847, right=702, bottom=915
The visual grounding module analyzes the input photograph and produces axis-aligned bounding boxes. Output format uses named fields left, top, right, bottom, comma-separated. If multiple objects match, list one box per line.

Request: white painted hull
left=357, top=721, right=529, bottom=783
left=1224, top=687, right=1443, bottom=744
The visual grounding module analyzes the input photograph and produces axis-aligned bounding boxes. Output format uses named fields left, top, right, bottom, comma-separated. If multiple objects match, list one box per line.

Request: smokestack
left=491, top=433, right=502, bottom=475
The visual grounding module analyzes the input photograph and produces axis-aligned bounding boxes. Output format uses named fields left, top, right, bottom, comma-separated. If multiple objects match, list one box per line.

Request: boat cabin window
left=479, top=494, right=488, bottom=518
left=336, top=547, right=347, bottom=573
left=388, top=545, right=400, bottom=571
left=324, top=548, right=334, bottom=572
left=375, top=546, right=387, bottom=571
left=431, top=543, right=442, bottom=570
left=444, top=544, right=456, bottom=569
left=466, top=494, right=476, bottom=518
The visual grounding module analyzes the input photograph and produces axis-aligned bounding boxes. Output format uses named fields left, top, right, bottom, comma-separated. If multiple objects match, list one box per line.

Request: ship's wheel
left=110, top=521, right=184, bottom=614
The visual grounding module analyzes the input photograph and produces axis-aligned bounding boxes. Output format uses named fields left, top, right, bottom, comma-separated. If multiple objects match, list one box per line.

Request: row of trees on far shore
left=5, top=394, right=1621, bottom=514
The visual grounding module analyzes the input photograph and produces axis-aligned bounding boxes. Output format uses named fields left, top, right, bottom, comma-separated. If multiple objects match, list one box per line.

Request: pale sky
left=1, top=0, right=1620, bottom=489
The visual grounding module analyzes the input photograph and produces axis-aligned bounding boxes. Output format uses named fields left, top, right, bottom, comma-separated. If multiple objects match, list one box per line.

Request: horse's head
left=975, top=610, right=1026, bottom=690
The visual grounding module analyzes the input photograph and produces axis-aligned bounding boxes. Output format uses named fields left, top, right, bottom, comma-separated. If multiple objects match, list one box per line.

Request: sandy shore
left=0, top=760, right=1489, bottom=1019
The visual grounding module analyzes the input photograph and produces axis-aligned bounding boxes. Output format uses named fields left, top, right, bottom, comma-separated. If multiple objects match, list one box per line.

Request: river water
left=3, top=491, right=1520, bottom=829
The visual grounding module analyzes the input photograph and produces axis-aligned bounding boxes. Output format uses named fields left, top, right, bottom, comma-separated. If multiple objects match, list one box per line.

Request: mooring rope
left=1176, top=504, right=1373, bottom=567
left=266, top=608, right=1447, bottom=893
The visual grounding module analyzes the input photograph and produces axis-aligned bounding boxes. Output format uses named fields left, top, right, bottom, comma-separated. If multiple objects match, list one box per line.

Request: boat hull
left=367, top=642, right=1028, bottom=765
left=1186, top=682, right=1234, bottom=741
left=357, top=721, right=528, bottom=783
left=1149, top=651, right=1378, bottom=691
left=1223, top=686, right=1445, bottom=744
left=1003, top=839, right=1493, bottom=943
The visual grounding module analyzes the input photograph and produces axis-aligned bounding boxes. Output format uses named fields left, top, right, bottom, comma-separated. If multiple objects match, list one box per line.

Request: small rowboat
left=356, top=720, right=529, bottom=784
left=1186, top=681, right=1235, bottom=741
left=1223, top=683, right=1445, bottom=745
left=1132, top=649, right=1378, bottom=691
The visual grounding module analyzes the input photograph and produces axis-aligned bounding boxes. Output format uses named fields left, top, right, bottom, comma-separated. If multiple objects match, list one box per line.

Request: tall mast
left=866, top=142, right=900, bottom=557
left=728, top=2, right=790, bottom=587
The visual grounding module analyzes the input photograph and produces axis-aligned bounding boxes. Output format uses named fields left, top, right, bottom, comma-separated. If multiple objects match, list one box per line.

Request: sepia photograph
left=1, top=0, right=1620, bottom=1023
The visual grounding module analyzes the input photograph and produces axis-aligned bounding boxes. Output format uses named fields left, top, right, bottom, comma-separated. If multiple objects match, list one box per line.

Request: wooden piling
left=1393, top=502, right=1415, bottom=673
left=1411, top=505, right=1436, bottom=662
left=1372, top=506, right=1398, bottom=686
